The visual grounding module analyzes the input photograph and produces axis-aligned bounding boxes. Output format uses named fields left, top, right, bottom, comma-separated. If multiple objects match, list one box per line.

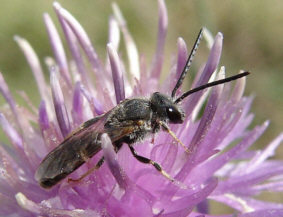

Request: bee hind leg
left=68, top=156, right=105, bottom=183
left=128, top=145, right=175, bottom=182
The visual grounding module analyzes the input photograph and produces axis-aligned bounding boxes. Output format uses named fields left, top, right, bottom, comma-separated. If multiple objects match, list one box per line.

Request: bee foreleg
left=128, top=145, right=175, bottom=182
left=151, top=134, right=155, bottom=144
left=158, top=121, right=191, bottom=154
left=68, top=156, right=105, bottom=183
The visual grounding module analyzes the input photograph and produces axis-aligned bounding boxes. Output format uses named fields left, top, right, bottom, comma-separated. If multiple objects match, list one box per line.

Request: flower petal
left=196, top=199, right=209, bottom=214
left=55, top=3, right=101, bottom=72
left=0, top=113, right=23, bottom=148
left=184, top=32, right=223, bottom=113
left=244, top=133, right=283, bottom=173
left=0, top=72, right=18, bottom=121
left=107, top=43, right=125, bottom=104
left=108, top=16, right=120, bottom=51
left=176, top=37, right=188, bottom=80
left=173, top=71, right=224, bottom=184
left=101, top=133, right=130, bottom=189
left=50, top=67, right=71, bottom=137
left=238, top=209, right=283, bottom=217
left=44, top=13, right=72, bottom=87
left=112, top=3, right=140, bottom=81
left=79, top=84, right=104, bottom=115
left=13, top=36, right=50, bottom=108
left=188, top=121, right=269, bottom=186
left=54, top=2, right=109, bottom=93
left=16, top=192, right=100, bottom=216
left=150, top=0, right=168, bottom=79
left=158, top=178, right=217, bottom=215
left=231, top=71, right=247, bottom=102
left=72, top=82, right=84, bottom=124
left=53, top=2, right=93, bottom=93
left=39, top=100, right=50, bottom=131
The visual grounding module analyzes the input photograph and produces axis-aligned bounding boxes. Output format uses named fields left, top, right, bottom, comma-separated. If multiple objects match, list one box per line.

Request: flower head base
left=0, top=1, right=282, bottom=216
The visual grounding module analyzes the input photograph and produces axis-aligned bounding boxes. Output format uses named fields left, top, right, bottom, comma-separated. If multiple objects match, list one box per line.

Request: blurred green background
left=0, top=0, right=282, bottom=213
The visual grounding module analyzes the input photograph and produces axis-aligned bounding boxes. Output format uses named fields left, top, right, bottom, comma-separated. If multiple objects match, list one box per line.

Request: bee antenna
left=171, top=28, right=204, bottom=98
left=174, top=71, right=250, bottom=104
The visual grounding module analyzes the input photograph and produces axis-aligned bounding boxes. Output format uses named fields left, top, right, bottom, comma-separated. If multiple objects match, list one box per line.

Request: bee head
left=150, top=92, right=185, bottom=124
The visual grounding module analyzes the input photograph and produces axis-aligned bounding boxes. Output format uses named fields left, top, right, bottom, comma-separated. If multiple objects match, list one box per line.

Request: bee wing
left=106, top=122, right=140, bottom=142
left=35, top=114, right=108, bottom=188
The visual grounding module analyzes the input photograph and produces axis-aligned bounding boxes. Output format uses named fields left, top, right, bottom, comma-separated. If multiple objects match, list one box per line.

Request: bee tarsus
left=68, top=156, right=105, bottom=183
left=129, top=145, right=175, bottom=182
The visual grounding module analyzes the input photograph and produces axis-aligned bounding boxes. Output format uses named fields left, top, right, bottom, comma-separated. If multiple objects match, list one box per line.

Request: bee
left=35, top=29, right=250, bottom=188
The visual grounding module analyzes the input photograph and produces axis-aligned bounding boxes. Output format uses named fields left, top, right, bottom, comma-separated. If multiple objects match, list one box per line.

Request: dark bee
left=35, top=29, right=250, bottom=188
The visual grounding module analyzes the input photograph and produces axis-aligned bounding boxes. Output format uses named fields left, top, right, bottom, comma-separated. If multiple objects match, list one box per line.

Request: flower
left=0, top=1, right=282, bottom=216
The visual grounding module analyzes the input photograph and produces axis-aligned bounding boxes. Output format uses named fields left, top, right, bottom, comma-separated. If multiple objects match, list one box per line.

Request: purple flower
left=0, top=1, right=282, bottom=216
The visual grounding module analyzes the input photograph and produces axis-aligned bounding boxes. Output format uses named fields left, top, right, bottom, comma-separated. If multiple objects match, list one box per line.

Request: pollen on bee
left=137, top=120, right=144, bottom=126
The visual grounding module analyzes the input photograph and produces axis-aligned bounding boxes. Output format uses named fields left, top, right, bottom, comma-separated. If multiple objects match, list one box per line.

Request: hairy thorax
left=104, top=98, right=156, bottom=147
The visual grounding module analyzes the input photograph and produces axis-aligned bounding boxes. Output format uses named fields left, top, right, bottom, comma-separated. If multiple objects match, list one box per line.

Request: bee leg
left=129, top=146, right=175, bottom=182
left=151, top=135, right=155, bottom=144
left=68, top=156, right=105, bottom=183
left=159, top=121, right=191, bottom=154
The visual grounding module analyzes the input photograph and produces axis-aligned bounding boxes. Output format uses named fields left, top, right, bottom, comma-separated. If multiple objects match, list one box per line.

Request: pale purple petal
left=39, top=100, right=49, bottom=131
left=216, top=163, right=283, bottom=194
left=92, top=98, right=104, bottom=115
left=79, top=84, right=104, bottom=115
left=0, top=72, right=18, bottom=120
left=50, top=66, right=71, bottom=137
left=193, top=72, right=225, bottom=158
left=231, top=72, right=247, bottom=102
left=184, top=33, right=223, bottom=113
left=244, top=133, right=283, bottom=174
left=101, top=133, right=130, bottom=189
left=212, top=195, right=283, bottom=213
left=203, top=27, right=214, bottom=49
left=54, top=3, right=103, bottom=76
left=199, top=32, right=223, bottom=83
left=176, top=37, right=188, bottom=79
left=162, top=37, right=188, bottom=96
left=188, top=121, right=269, bottom=186
left=15, top=192, right=99, bottom=217
left=196, top=199, right=209, bottom=214
left=15, top=193, right=40, bottom=215
left=55, top=3, right=116, bottom=102
left=107, top=43, right=125, bottom=104
left=159, top=178, right=217, bottom=215
left=72, top=82, right=84, bottom=124
left=238, top=209, right=283, bottom=217
left=44, top=13, right=72, bottom=87
left=0, top=81, right=47, bottom=161
left=217, top=97, right=255, bottom=150
left=0, top=193, right=31, bottom=216
left=189, top=213, right=233, bottom=217
left=150, top=0, right=168, bottom=79
left=38, top=103, right=63, bottom=150
left=0, top=113, right=23, bottom=148
left=108, top=16, right=120, bottom=51
left=16, top=90, right=38, bottom=115
left=112, top=3, right=140, bottom=81
left=250, top=180, right=283, bottom=193
left=238, top=197, right=283, bottom=211
left=13, top=36, right=49, bottom=105
left=174, top=74, right=224, bottom=182
left=53, top=2, right=93, bottom=93
left=160, top=207, right=192, bottom=217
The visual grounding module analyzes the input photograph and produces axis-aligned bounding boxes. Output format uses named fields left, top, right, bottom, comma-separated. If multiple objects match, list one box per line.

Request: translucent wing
left=35, top=114, right=108, bottom=188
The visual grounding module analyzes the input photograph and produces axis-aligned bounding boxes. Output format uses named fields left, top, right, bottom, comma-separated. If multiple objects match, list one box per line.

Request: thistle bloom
left=0, top=1, right=282, bottom=216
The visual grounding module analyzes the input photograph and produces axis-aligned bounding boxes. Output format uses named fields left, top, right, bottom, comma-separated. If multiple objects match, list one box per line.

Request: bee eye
left=166, top=107, right=181, bottom=122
